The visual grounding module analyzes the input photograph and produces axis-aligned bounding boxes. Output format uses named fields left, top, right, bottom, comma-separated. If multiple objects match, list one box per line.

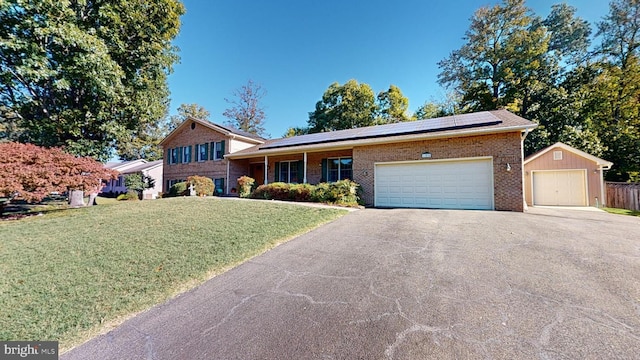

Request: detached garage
left=524, top=142, right=613, bottom=207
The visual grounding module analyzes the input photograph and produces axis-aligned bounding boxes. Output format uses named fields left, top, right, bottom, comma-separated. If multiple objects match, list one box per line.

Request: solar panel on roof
left=260, top=112, right=502, bottom=150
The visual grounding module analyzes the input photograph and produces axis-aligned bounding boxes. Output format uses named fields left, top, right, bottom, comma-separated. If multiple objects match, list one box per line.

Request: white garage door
left=375, top=158, right=494, bottom=210
left=532, top=170, right=587, bottom=206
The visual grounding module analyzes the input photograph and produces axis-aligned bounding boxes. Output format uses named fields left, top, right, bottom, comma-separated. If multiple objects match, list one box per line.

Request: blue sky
left=167, top=0, right=610, bottom=139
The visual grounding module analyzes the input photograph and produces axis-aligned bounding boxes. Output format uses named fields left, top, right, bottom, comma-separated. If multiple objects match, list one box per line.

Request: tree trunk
left=68, top=190, right=85, bottom=207
left=88, top=192, right=98, bottom=206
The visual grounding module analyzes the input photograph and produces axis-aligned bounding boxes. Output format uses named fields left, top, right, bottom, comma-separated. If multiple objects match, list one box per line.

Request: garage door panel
left=375, top=159, right=494, bottom=210
left=532, top=170, right=586, bottom=206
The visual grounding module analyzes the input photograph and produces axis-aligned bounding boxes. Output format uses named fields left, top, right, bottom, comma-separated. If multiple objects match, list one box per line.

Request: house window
left=214, top=178, right=225, bottom=195
left=553, top=151, right=563, bottom=160
left=182, top=146, right=192, bottom=163
left=211, top=141, right=225, bottom=160
left=170, top=148, right=179, bottom=164
left=327, top=157, right=352, bottom=182
left=277, top=161, right=301, bottom=183
left=116, top=175, right=123, bottom=187
left=196, top=144, right=208, bottom=162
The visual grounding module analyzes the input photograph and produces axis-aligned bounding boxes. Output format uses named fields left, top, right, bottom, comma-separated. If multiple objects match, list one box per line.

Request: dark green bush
left=116, top=190, right=140, bottom=201
left=168, top=182, right=187, bottom=197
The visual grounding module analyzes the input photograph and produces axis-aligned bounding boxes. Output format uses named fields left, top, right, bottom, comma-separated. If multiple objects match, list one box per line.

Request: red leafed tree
left=0, top=142, right=118, bottom=207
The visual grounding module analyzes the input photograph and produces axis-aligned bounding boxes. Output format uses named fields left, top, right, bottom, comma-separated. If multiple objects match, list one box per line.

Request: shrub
left=237, top=176, right=255, bottom=198
left=249, top=180, right=361, bottom=206
left=288, top=183, right=313, bottom=202
left=251, top=182, right=288, bottom=200
left=168, top=182, right=187, bottom=197
left=187, top=175, right=214, bottom=196
left=116, top=190, right=139, bottom=201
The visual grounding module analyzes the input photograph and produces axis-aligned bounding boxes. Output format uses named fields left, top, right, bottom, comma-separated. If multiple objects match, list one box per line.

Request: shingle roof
left=159, top=117, right=265, bottom=146
left=524, top=142, right=613, bottom=168
left=227, top=110, right=536, bottom=158
left=214, top=123, right=266, bottom=141
left=119, top=160, right=163, bottom=174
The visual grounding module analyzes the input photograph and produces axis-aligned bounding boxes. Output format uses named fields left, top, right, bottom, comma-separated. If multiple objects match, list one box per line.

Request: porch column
left=226, top=160, right=230, bottom=194
left=303, top=152, right=308, bottom=183
left=264, top=156, right=268, bottom=185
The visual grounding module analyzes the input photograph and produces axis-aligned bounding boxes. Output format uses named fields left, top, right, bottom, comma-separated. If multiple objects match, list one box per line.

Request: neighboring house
left=161, top=110, right=537, bottom=212
left=102, top=159, right=164, bottom=199
left=524, top=142, right=613, bottom=207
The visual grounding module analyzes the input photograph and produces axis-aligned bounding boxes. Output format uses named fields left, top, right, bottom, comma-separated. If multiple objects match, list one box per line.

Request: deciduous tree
left=0, top=0, right=185, bottom=161
left=169, top=103, right=211, bottom=131
left=0, top=142, right=117, bottom=212
left=376, top=85, right=410, bottom=123
left=307, top=80, right=378, bottom=133
left=283, top=126, right=309, bottom=138
left=223, top=80, right=268, bottom=137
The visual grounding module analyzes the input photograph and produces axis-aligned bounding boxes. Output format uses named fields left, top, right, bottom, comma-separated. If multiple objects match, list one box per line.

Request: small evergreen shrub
left=187, top=175, right=214, bottom=196
left=116, top=190, right=140, bottom=201
left=237, top=176, right=255, bottom=198
left=168, top=182, right=187, bottom=197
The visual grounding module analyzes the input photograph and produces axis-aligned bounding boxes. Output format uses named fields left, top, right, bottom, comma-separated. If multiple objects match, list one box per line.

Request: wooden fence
left=606, top=182, right=640, bottom=210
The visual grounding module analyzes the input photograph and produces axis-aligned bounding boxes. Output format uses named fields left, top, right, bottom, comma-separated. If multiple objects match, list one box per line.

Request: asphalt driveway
left=63, top=207, right=640, bottom=359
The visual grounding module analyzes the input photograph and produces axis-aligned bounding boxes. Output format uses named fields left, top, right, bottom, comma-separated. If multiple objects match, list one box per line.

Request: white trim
left=373, top=156, right=495, bottom=210
left=226, top=160, right=230, bottom=195
left=160, top=117, right=264, bottom=146
left=326, top=156, right=353, bottom=182
left=525, top=142, right=613, bottom=168
left=530, top=169, right=588, bottom=206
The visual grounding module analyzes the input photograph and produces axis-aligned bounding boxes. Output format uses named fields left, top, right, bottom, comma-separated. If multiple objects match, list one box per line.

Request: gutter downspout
left=521, top=128, right=532, bottom=211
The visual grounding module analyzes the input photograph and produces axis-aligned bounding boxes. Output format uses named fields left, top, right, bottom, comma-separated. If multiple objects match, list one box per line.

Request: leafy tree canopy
left=169, top=103, right=211, bottom=131
left=377, top=85, right=410, bottom=123
left=283, top=126, right=309, bottom=138
left=0, top=0, right=185, bottom=161
left=0, top=142, right=117, bottom=204
left=306, top=80, right=413, bottom=133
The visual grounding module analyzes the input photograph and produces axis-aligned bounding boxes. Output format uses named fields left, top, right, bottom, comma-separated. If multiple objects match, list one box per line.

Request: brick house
left=161, top=110, right=536, bottom=211
left=159, top=118, right=265, bottom=194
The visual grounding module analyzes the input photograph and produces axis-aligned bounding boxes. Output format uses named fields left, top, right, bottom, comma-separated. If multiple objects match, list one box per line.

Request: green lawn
left=0, top=197, right=347, bottom=350
left=603, top=207, right=640, bottom=217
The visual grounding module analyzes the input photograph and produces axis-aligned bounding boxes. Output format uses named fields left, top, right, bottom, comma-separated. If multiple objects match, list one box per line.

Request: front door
left=249, top=163, right=265, bottom=185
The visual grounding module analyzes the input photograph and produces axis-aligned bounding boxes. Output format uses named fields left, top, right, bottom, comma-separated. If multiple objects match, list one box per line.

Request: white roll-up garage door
left=532, top=170, right=587, bottom=206
left=374, top=158, right=494, bottom=210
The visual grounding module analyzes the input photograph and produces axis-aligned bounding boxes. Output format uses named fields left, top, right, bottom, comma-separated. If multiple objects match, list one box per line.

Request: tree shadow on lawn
left=1, top=197, right=74, bottom=221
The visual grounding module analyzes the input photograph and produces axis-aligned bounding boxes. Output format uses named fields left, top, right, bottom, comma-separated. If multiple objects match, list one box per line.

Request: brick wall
left=162, top=120, right=250, bottom=193
left=352, top=132, right=524, bottom=211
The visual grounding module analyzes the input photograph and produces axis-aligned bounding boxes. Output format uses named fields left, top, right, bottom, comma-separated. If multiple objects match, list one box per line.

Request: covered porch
left=226, top=149, right=353, bottom=192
